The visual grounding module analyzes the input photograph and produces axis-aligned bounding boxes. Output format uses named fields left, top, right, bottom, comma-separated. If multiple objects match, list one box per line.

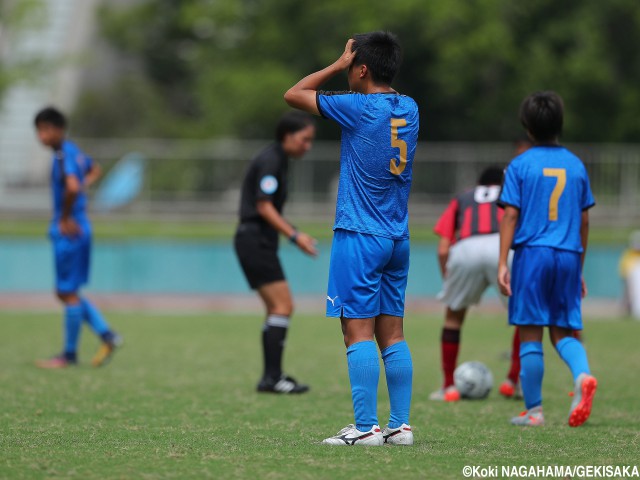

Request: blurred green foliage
left=74, top=0, right=640, bottom=141
left=0, top=0, right=46, bottom=98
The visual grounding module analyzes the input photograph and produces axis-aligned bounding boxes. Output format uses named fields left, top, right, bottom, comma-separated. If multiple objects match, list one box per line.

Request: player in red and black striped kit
left=430, top=166, right=512, bottom=401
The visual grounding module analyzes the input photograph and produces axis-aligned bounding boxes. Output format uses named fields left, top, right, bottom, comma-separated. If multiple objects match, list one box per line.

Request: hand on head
left=336, top=38, right=356, bottom=71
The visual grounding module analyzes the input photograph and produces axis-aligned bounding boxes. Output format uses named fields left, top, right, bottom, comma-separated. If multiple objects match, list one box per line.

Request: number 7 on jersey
left=543, top=168, right=566, bottom=221
left=390, top=118, right=407, bottom=175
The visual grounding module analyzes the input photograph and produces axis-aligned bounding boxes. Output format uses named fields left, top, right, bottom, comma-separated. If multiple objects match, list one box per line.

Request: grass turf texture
left=1, top=312, right=638, bottom=479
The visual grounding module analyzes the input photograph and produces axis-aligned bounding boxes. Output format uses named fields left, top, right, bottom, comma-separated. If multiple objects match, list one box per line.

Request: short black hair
left=478, top=166, right=504, bottom=186
left=34, top=106, right=67, bottom=129
left=351, top=31, right=401, bottom=85
left=275, top=111, right=315, bottom=142
left=519, top=91, right=564, bottom=142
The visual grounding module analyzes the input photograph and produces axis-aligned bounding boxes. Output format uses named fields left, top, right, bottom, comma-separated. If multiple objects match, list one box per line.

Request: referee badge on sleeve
left=260, top=175, right=278, bottom=195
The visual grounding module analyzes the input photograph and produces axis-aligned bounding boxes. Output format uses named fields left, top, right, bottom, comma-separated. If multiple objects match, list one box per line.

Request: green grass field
left=0, top=217, right=634, bottom=244
left=1, top=311, right=638, bottom=479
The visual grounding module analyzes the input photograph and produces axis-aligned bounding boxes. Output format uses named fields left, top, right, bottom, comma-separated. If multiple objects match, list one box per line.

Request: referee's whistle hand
left=296, top=232, right=318, bottom=257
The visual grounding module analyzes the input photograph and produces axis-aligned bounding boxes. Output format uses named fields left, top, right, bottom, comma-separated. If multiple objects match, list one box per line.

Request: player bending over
left=498, top=91, right=597, bottom=427
left=234, top=111, right=317, bottom=394
left=285, top=32, right=419, bottom=446
left=430, top=166, right=511, bottom=402
left=34, top=107, right=122, bottom=369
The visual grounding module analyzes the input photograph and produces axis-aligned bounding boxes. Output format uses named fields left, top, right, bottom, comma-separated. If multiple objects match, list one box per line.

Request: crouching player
left=430, top=166, right=510, bottom=401
left=498, top=92, right=597, bottom=427
left=34, top=107, right=121, bottom=368
left=285, top=32, right=419, bottom=445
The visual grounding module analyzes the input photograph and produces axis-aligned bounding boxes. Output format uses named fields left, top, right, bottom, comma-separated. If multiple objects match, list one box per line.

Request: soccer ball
left=454, top=361, right=493, bottom=399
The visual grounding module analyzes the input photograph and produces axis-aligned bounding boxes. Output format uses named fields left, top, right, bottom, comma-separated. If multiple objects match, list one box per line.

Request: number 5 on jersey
left=390, top=118, right=407, bottom=175
left=543, top=168, right=566, bottom=221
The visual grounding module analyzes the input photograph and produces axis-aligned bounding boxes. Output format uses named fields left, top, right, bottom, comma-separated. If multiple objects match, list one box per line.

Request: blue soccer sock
left=519, top=341, right=544, bottom=410
left=555, top=336, right=590, bottom=381
left=63, top=304, right=83, bottom=359
left=347, top=340, right=380, bottom=432
left=80, top=297, right=112, bottom=339
left=381, top=340, right=413, bottom=428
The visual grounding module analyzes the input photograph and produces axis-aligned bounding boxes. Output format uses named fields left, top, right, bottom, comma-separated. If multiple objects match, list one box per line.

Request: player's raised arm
left=284, top=39, right=356, bottom=115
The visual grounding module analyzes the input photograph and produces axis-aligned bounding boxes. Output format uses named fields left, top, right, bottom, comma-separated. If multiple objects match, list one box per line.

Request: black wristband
left=289, top=231, right=299, bottom=244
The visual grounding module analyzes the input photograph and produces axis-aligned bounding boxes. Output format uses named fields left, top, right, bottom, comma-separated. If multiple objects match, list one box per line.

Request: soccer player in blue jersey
left=33, top=107, right=121, bottom=369
left=498, top=91, right=597, bottom=427
left=285, top=32, right=419, bottom=445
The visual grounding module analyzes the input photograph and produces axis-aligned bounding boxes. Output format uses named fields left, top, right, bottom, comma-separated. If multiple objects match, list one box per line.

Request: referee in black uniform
left=234, top=111, right=317, bottom=394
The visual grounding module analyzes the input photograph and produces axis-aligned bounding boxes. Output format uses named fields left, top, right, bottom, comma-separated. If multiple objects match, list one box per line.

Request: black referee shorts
left=234, top=224, right=285, bottom=290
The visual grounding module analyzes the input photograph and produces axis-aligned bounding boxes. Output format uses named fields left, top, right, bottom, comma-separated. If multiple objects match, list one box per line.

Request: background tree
left=74, top=0, right=640, bottom=142
left=0, top=0, right=46, bottom=101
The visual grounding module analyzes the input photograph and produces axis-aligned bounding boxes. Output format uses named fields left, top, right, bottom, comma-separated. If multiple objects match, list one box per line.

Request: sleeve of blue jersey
left=581, top=169, right=596, bottom=211
left=62, top=145, right=82, bottom=178
left=498, top=162, right=521, bottom=209
left=316, top=91, right=365, bottom=130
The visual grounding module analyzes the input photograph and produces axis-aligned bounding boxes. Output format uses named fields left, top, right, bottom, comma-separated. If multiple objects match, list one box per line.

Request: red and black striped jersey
left=434, top=186, right=504, bottom=243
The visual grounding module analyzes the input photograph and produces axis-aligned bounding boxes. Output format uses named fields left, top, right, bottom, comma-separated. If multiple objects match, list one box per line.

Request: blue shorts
left=326, top=229, right=410, bottom=319
left=50, top=225, right=91, bottom=294
left=509, top=246, right=582, bottom=330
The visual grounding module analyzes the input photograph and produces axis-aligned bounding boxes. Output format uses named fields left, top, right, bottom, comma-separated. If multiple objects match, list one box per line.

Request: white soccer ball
left=454, top=361, right=493, bottom=399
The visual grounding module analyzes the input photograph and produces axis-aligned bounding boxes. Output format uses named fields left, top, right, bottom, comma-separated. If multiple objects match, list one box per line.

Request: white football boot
left=322, top=424, right=383, bottom=446
left=382, top=423, right=414, bottom=445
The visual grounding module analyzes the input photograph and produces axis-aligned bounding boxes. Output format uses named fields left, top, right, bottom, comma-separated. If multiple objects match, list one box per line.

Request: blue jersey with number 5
left=317, top=91, right=419, bottom=240
left=499, top=146, right=595, bottom=252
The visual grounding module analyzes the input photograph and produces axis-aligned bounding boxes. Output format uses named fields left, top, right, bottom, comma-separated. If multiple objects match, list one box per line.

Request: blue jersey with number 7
left=499, top=146, right=595, bottom=252
left=317, top=91, right=419, bottom=240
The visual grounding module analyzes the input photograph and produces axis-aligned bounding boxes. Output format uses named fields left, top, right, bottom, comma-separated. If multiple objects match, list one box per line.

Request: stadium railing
left=0, top=139, right=638, bottom=225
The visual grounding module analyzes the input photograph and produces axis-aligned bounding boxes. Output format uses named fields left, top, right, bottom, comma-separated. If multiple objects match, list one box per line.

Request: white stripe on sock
left=266, top=314, right=290, bottom=328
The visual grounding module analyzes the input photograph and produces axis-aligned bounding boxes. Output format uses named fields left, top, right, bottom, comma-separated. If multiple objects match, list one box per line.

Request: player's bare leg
left=258, top=280, right=294, bottom=317
left=443, top=307, right=466, bottom=331
left=341, top=316, right=375, bottom=347
left=374, top=314, right=404, bottom=350
left=256, top=281, right=308, bottom=394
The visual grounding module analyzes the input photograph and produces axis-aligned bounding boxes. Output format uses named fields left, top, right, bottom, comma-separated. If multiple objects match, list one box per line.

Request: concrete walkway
left=0, top=293, right=626, bottom=319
